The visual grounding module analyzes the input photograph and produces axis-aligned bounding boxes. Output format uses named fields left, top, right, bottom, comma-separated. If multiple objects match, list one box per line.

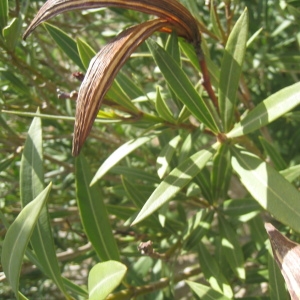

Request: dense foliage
left=1, top=0, right=300, bottom=299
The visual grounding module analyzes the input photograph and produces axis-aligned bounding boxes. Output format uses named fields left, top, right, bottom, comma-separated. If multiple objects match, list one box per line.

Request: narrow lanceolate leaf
left=23, top=0, right=201, bottom=48
left=156, top=135, right=181, bottom=179
left=44, top=22, right=84, bottom=69
left=88, top=261, right=127, bottom=300
left=147, top=38, right=220, bottom=133
left=231, top=145, right=300, bottom=232
left=20, top=111, right=68, bottom=297
left=76, top=37, right=96, bottom=70
left=280, top=164, right=300, bottom=183
left=259, top=136, right=287, bottom=171
left=197, top=242, right=233, bottom=298
left=211, top=144, right=231, bottom=201
left=218, top=216, right=245, bottom=280
left=186, top=280, right=232, bottom=300
left=72, top=19, right=168, bottom=156
left=265, top=223, right=300, bottom=300
left=91, top=132, right=160, bottom=185
left=1, top=183, right=52, bottom=298
left=76, top=155, right=120, bottom=261
left=132, top=147, right=215, bottom=225
left=227, top=82, right=300, bottom=138
left=155, top=87, right=176, bottom=123
left=0, top=0, right=8, bottom=33
left=3, top=17, right=23, bottom=50
left=218, top=8, right=248, bottom=132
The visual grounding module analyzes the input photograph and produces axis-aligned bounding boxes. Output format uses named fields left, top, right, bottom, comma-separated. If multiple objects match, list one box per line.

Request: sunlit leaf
left=227, top=82, right=300, bottom=138
left=155, top=87, right=176, bottom=123
left=197, top=241, right=233, bottom=298
left=218, top=216, right=245, bottom=280
left=186, top=280, right=232, bottom=300
left=91, top=132, right=160, bottom=185
left=20, top=110, right=68, bottom=297
left=76, top=37, right=96, bottom=70
left=231, top=145, right=300, bottom=232
left=132, top=147, right=215, bottom=225
left=280, top=164, right=300, bottom=183
left=88, top=261, right=127, bottom=300
left=1, top=183, right=52, bottom=298
left=156, top=135, right=181, bottom=179
left=218, top=8, right=248, bottom=131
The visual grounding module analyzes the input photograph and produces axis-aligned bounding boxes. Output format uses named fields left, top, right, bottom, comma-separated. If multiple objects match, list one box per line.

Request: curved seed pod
left=72, top=18, right=168, bottom=156
left=265, top=223, right=300, bottom=300
left=23, top=0, right=201, bottom=46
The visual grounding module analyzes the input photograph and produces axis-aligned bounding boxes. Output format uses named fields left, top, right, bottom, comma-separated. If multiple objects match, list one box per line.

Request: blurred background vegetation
left=1, top=0, right=300, bottom=299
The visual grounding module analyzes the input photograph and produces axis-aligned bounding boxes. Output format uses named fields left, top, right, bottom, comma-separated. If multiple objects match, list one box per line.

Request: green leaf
left=76, top=155, right=120, bottom=261
left=231, top=145, right=300, bottom=232
left=222, top=198, right=261, bottom=222
left=1, top=69, right=29, bottom=95
left=91, top=133, right=160, bottom=185
left=165, top=31, right=182, bottom=111
left=178, top=133, right=193, bottom=164
left=132, top=147, right=215, bottom=225
left=1, top=183, right=52, bottom=298
left=186, top=281, right=232, bottom=300
left=183, top=209, right=214, bottom=250
left=227, top=82, right=300, bottom=138
left=44, top=22, right=84, bottom=70
left=218, top=216, right=245, bottom=280
left=197, top=242, right=233, bottom=297
left=155, top=87, right=176, bottom=123
left=24, top=248, right=88, bottom=298
left=115, top=71, right=144, bottom=100
left=20, top=110, right=44, bottom=205
left=280, top=164, right=300, bottom=183
left=107, top=80, right=140, bottom=113
left=3, top=17, right=22, bottom=50
left=166, top=30, right=180, bottom=64
left=259, top=137, right=287, bottom=171
left=121, top=176, right=180, bottom=233
left=211, top=144, right=232, bottom=201
left=193, top=167, right=213, bottom=204
left=0, top=153, right=15, bottom=172
left=156, top=135, right=181, bottom=179
left=20, top=110, right=68, bottom=297
left=76, top=37, right=96, bottom=70
left=179, top=39, right=219, bottom=89
left=218, top=8, right=248, bottom=131
left=147, top=38, right=220, bottom=133
left=210, top=0, right=224, bottom=42
left=0, top=0, right=8, bottom=33
left=88, top=261, right=127, bottom=300
left=248, top=216, right=268, bottom=250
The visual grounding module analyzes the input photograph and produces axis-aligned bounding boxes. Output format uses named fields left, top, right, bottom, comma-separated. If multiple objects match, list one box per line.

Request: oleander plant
left=1, top=0, right=300, bottom=299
